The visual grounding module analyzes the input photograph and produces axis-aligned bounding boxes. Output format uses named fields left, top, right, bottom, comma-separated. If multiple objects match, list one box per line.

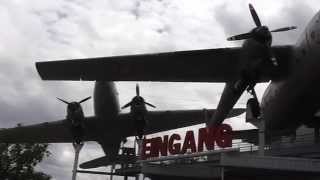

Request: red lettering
left=215, top=124, right=233, bottom=148
left=141, top=138, right=152, bottom=159
left=168, top=134, right=181, bottom=154
left=150, top=137, right=161, bottom=157
left=142, top=124, right=233, bottom=159
left=198, top=127, right=216, bottom=152
left=159, top=135, right=168, bottom=156
left=181, top=130, right=196, bottom=154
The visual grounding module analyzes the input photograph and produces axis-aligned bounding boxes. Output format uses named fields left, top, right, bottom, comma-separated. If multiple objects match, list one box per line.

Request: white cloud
left=0, top=0, right=318, bottom=179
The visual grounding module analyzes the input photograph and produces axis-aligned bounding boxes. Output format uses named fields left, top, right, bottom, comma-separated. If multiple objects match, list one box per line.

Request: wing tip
left=79, top=163, right=91, bottom=169
left=35, top=62, right=47, bottom=80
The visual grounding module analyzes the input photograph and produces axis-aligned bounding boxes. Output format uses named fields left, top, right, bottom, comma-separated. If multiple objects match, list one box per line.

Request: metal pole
left=72, top=142, right=84, bottom=180
left=110, top=164, right=115, bottom=180
left=136, top=138, right=144, bottom=180
left=258, top=118, right=265, bottom=156
left=221, top=167, right=224, bottom=180
left=137, top=138, right=143, bottom=157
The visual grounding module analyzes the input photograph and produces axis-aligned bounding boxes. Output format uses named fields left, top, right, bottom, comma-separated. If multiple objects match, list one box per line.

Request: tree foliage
left=0, top=141, right=51, bottom=180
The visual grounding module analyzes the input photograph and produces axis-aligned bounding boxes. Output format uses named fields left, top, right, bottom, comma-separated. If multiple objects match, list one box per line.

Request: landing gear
left=246, top=84, right=261, bottom=120
left=247, top=98, right=260, bottom=118
left=71, top=125, right=84, bottom=145
left=135, top=135, right=145, bottom=172
left=134, top=116, right=146, bottom=140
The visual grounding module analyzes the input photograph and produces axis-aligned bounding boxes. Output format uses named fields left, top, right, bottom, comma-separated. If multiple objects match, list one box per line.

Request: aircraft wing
left=119, top=108, right=244, bottom=136
left=36, top=46, right=292, bottom=82
left=0, top=117, right=99, bottom=143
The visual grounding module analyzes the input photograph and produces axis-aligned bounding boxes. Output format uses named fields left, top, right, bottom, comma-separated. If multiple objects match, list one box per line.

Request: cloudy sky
left=1, top=0, right=320, bottom=179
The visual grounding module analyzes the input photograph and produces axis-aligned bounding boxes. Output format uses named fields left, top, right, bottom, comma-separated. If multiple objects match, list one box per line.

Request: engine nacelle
left=66, top=102, right=85, bottom=144
left=121, top=84, right=155, bottom=139
left=57, top=96, right=91, bottom=144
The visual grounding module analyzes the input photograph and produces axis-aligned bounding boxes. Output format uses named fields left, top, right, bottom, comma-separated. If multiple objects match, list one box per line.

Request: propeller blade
left=249, top=4, right=261, bottom=27
left=271, top=26, right=297, bottom=32
left=122, top=102, right=132, bottom=109
left=227, top=32, right=253, bottom=41
left=57, top=97, right=69, bottom=104
left=144, top=102, right=156, bottom=108
left=136, top=84, right=140, bottom=96
left=79, top=96, right=92, bottom=104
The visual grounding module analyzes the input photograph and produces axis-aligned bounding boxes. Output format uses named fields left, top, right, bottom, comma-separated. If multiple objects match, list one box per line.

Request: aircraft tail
left=79, top=154, right=136, bottom=169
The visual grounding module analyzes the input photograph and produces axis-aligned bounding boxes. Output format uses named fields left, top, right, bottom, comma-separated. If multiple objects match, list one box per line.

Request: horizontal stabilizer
left=80, top=154, right=136, bottom=169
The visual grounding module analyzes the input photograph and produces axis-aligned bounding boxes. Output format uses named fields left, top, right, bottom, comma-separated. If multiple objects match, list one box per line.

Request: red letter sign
left=168, top=134, right=181, bottom=154
left=181, top=130, right=196, bottom=154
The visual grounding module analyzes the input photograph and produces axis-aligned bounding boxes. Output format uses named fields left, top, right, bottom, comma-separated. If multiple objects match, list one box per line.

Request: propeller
left=57, top=96, right=92, bottom=105
left=270, top=26, right=297, bottom=33
left=136, top=84, right=140, bottom=96
left=227, top=4, right=297, bottom=42
left=122, top=84, right=156, bottom=110
left=57, top=96, right=92, bottom=112
left=227, top=4, right=296, bottom=66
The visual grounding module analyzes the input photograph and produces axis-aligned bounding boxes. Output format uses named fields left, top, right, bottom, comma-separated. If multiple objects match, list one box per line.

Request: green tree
left=0, top=142, right=51, bottom=180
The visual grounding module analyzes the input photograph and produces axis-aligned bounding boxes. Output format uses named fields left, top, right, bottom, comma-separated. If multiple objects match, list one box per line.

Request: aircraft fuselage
left=93, top=81, right=123, bottom=154
left=260, top=11, right=320, bottom=134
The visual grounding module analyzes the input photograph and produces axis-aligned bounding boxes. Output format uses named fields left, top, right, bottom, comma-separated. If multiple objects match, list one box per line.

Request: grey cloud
left=213, top=3, right=252, bottom=44
left=0, top=1, right=317, bottom=179
left=270, top=2, right=315, bottom=45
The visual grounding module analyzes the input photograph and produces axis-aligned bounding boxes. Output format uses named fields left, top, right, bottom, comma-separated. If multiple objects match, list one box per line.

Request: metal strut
left=246, top=84, right=265, bottom=156
left=72, top=142, right=84, bottom=180
left=246, top=83, right=258, bottom=102
left=136, top=137, right=145, bottom=180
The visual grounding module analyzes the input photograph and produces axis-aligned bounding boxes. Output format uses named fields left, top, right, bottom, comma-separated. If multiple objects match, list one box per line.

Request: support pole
left=110, top=164, right=115, bottom=180
left=136, top=138, right=144, bottom=180
left=258, top=118, right=265, bottom=156
left=72, top=142, right=84, bottom=180
left=136, top=138, right=143, bottom=158
left=221, top=167, right=224, bottom=180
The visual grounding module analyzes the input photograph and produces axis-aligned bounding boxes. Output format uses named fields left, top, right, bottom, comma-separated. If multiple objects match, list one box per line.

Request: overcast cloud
left=0, top=0, right=320, bottom=179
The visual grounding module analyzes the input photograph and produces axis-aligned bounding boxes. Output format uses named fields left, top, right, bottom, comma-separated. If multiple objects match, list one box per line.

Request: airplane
left=34, top=3, right=320, bottom=137
left=0, top=82, right=244, bottom=169
left=1, top=3, right=318, bottom=168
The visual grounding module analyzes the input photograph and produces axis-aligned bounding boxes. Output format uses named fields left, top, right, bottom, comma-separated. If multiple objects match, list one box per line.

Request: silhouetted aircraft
left=35, top=3, right=319, bottom=136
left=0, top=81, right=243, bottom=169
left=2, top=3, right=319, bottom=168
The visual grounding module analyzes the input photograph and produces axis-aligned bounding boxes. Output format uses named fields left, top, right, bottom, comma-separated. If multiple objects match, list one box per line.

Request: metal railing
left=136, top=132, right=320, bottom=165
